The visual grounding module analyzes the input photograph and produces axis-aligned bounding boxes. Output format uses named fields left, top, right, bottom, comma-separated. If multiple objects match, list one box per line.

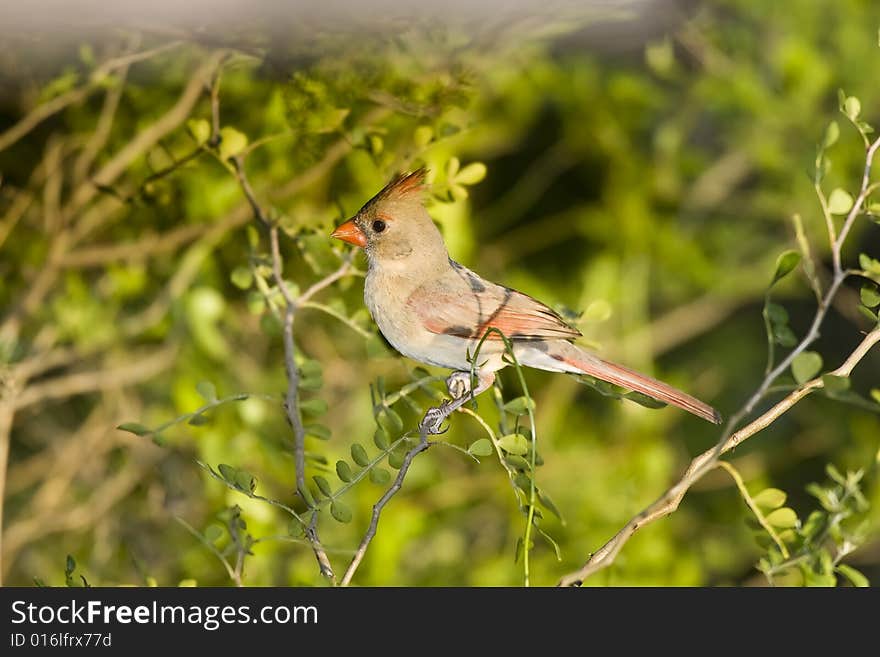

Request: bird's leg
left=420, top=371, right=495, bottom=435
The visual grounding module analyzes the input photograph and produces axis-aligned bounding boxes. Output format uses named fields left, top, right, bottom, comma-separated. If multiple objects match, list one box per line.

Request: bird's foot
left=446, top=371, right=472, bottom=400
left=419, top=402, right=452, bottom=435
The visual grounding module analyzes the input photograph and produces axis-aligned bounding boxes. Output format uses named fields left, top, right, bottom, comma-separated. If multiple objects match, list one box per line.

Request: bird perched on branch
left=331, top=168, right=720, bottom=433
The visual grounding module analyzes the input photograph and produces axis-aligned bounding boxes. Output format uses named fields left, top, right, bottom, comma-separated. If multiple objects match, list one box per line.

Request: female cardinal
left=331, top=168, right=720, bottom=432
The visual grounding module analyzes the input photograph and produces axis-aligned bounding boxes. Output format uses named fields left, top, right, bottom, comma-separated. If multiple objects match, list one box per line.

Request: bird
left=331, top=168, right=721, bottom=433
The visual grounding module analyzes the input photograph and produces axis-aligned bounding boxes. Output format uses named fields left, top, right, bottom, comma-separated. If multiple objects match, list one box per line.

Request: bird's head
left=331, top=168, right=447, bottom=267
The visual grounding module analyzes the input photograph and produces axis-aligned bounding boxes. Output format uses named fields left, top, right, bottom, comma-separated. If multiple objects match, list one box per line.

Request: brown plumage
left=331, top=168, right=721, bottom=425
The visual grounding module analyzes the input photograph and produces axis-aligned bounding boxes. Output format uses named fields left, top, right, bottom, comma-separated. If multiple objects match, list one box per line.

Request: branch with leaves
left=559, top=97, right=880, bottom=587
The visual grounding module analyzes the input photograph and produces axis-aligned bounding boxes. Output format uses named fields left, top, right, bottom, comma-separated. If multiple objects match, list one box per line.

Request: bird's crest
left=368, top=167, right=428, bottom=207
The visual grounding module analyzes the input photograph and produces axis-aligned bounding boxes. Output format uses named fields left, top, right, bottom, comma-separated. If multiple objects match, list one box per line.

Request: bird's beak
left=330, top=218, right=367, bottom=248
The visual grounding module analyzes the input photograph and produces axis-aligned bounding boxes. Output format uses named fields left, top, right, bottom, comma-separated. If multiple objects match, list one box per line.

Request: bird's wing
left=406, top=261, right=582, bottom=341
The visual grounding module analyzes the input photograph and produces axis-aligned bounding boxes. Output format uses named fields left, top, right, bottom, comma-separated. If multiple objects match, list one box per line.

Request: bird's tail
left=520, top=341, right=721, bottom=424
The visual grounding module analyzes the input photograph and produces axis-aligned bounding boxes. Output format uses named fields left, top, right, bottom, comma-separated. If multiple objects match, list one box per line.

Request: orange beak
left=330, top=218, right=367, bottom=248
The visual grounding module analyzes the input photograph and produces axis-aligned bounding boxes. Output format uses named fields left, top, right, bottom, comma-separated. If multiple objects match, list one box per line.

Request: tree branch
left=559, top=131, right=880, bottom=586
left=559, top=320, right=880, bottom=586
left=340, top=426, right=432, bottom=586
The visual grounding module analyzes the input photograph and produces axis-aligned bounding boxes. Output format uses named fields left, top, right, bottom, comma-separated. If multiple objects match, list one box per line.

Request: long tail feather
left=533, top=342, right=721, bottom=424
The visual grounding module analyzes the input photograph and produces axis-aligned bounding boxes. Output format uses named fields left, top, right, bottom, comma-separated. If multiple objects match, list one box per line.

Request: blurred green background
left=1, top=0, right=879, bottom=586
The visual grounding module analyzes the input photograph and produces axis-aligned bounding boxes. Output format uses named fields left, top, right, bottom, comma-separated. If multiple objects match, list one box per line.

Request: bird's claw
left=420, top=404, right=451, bottom=435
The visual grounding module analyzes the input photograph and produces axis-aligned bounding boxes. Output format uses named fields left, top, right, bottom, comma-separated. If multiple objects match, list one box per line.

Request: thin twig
left=340, top=427, right=431, bottom=586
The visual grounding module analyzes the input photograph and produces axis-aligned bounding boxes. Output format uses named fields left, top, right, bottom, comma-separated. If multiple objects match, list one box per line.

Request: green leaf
left=822, top=374, right=851, bottom=394
left=218, top=126, right=248, bottom=160
left=503, top=396, right=536, bottom=415
left=752, top=488, right=787, bottom=511
left=504, top=454, right=531, bottom=470
left=623, top=391, right=667, bottom=409
left=196, top=381, right=218, bottom=402
left=773, top=325, right=798, bottom=347
left=770, top=250, right=801, bottom=286
left=299, top=359, right=322, bottom=378
left=117, top=422, right=151, bottom=436
left=537, top=489, right=564, bottom=521
left=791, top=351, right=823, bottom=384
left=860, top=282, right=880, bottom=308
left=449, top=183, right=468, bottom=201
left=218, top=464, right=238, bottom=484
left=378, top=407, right=404, bottom=433
left=66, top=554, right=76, bottom=575
left=467, top=438, right=493, bottom=457
left=836, top=564, right=869, bottom=587
left=765, top=507, right=798, bottom=529
left=230, top=266, right=253, bottom=290
left=388, top=448, right=406, bottom=469
left=373, top=428, right=390, bottom=450
left=765, top=302, right=789, bottom=326
left=203, top=524, right=224, bottom=543
left=186, top=118, right=211, bottom=145
left=312, top=475, right=332, bottom=497
left=821, top=120, right=839, bottom=148
left=299, top=376, right=323, bottom=391
left=871, top=389, right=880, bottom=405
left=369, top=468, right=391, bottom=485
left=827, top=188, right=854, bottom=215
left=843, top=95, right=861, bottom=120
left=236, top=470, right=256, bottom=493
left=445, top=156, right=460, bottom=178
left=330, top=501, right=352, bottom=523
left=299, top=399, right=328, bottom=416
left=582, top=299, right=612, bottom=322
left=859, top=253, right=880, bottom=276
left=801, top=510, right=826, bottom=540
left=304, top=423, right=331, bottom=440
left=498, top=433, right=530, bottom=456
left=350, top=443, right=370, bottom=467
left=455, top=162, right=487, bottom=185
left=335, top=460, right=353, bottom=483
left=187, top=413, right=210, bottom=426
left=857, top=306, right=878, bottom=323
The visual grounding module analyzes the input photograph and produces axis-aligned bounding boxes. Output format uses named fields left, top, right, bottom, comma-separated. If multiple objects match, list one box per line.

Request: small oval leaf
left=196, top=381, right=218, bottom=402
left=312, top=475, right=332, bottom=497
left=771, top=250, right=801, bottom=286
left=330, top=501, right=352, bottom=523
left=502, top=396, right=536, bottom=415
left=117, top=422, right=151, bottom=436
left=335, top=460, right=353, bottom=482
left=792, top=351, right=823, bottom=384
left=828, top=188, right=854, bottom=215
left=350, top=443, right=370, bottom=467
left=498, top=433, right=530, bottom=456
left=766, top=507, right=799, bottom=529
left=369, top=467, right=391, bottom=485
left=304, top=423, right=331, bottom=440
left=752, top=488, right=787, bottom=511
left=467, top=438, right=493, bottom=457
left=373, top=428, right=390, bottom=450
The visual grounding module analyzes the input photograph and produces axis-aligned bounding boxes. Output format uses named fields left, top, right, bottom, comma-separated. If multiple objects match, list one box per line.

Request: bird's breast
left=363, top=269, right=477, bottom=371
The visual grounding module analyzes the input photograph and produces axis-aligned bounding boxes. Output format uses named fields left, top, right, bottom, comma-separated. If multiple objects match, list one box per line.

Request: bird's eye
left=372, top=219, right=386, bottom=233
